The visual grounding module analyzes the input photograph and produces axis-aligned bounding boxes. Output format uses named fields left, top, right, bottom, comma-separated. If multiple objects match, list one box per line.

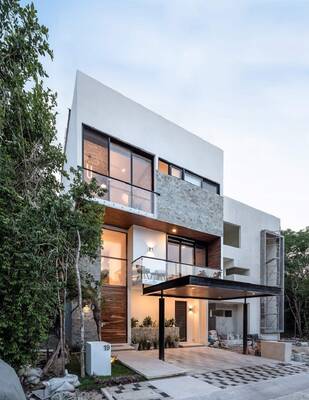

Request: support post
left=159, top=295, right=165, bottom=361
left=243, top=297, right=248, bottom=355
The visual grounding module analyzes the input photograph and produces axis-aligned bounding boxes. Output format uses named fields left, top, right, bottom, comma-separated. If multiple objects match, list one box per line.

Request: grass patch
left=67, top=353, right=141, bottom=391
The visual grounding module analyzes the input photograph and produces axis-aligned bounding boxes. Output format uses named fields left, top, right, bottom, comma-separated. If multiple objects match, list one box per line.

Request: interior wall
left=131, top=287, right=207, bottom=343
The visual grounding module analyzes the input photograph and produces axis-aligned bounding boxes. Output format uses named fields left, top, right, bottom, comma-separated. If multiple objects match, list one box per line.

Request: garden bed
left=67, top=354, right=143, bottom=391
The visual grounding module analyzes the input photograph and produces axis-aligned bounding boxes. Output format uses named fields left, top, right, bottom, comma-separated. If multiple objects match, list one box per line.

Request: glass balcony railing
left=132, top=256, right=222, bottom=285
left=83, top=168, right=159, bottom=214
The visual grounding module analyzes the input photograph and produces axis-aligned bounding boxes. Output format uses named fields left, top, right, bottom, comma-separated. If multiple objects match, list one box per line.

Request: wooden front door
left=175, top=301, right=187, bottom=341
left=101, top=286, right=127, bottom=343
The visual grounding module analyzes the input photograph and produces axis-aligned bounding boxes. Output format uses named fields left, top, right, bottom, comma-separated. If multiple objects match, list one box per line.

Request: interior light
left=121, top=193, right=129, bottom=203
left=121, top=168, right=126, bottom=173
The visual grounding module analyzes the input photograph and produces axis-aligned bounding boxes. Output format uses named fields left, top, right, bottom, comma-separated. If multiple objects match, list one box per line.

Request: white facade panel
left=69, top=71, right=223, bottom=189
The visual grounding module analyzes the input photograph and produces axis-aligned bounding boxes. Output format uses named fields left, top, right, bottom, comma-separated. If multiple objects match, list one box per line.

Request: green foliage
left=0, top=0, right=63, bottom=368
left=0, top=0, right=105, bottom=369
left=283, top=228, right=309, bottom=338
left=142, top=315, right=153, bottom=327
left=131, top=317, right=139, bottom=328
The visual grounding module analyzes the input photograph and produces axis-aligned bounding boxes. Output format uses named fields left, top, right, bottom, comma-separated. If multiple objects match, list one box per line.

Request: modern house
left=64, top=71, right=284, bottom=354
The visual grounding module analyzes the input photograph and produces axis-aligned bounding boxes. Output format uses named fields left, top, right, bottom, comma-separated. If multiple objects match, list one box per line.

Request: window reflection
left=83, top=128, right=108, bottom=176
left=110, top=143, right=131, bottom=183
left=133, top=154, right=152, bottom=190
left=102, top=229, right=127, bottom=286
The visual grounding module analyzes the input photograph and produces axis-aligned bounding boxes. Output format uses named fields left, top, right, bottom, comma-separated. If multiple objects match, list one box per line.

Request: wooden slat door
left=101, top=286, right=127, bottom=343
left=175, top=301, right=187, bottom=342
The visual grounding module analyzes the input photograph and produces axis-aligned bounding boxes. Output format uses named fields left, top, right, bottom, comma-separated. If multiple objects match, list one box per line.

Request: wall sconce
left=188, top=305, right=194, bottom=312
left=147, top=246, right=154, bottom=253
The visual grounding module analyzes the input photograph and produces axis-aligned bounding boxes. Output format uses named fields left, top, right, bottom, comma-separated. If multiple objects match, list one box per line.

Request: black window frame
left=158, top=157, right=220, bottom=195
left=167, top=235, right=209, bottom=267
left=82, top=124, right=155, bottom=192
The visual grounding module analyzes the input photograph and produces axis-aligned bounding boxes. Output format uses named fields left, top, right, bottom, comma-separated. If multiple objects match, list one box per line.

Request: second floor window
left=83, top=126, right=154, bottom=212
left=158, top=158, right=220, bottom=195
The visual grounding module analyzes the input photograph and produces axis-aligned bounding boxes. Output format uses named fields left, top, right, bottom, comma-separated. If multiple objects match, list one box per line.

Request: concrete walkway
left=116, top=350, right=186, bottom=379
left=115, top=347, right=279, bottom=377
left=164, top=346, right=279, bottom=372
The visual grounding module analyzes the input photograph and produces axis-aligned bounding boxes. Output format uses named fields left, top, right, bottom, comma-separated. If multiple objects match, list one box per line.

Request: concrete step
left=179, top=342, right=206, bottom=348
left=111, top=343, right=135, bottom=352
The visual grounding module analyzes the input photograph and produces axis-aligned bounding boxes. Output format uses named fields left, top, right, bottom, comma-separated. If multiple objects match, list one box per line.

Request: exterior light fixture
left=172, top=228, right=177, bottom=233
left=188, top=305, right=193, bottom=312
left=83, top=304, right=91, bottom=313
left=100, top=183, right=107, bottom=190
left=148, top=246, right=154, bottom=253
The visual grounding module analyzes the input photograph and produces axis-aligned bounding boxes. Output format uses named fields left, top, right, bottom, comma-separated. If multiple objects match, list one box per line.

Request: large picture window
left=101, top=229, right=127, bottom=286
left=167, top=236, right=208, bottom=267
left=83, top=126, right=154, bottom=212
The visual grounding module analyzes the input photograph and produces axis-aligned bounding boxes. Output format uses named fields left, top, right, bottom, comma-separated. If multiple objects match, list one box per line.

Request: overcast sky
left=33, top=0, right=309, bottom=231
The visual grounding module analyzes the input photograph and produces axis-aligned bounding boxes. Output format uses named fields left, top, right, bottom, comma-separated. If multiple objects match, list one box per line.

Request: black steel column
left=243, top=297, right=248, bottom=355
left=159, top=295, right=165, bottom=361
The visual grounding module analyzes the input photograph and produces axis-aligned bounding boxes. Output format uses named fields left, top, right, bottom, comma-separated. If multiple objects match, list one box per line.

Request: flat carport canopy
left=143, top=275, right=282, bottom=360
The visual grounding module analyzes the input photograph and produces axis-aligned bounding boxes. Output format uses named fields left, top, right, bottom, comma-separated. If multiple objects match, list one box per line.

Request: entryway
left=175, top=301, right=187, bottom=342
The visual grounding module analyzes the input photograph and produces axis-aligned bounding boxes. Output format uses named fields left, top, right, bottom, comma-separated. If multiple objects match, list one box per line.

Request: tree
left=0, top=0, right=105, bottom=374
left=283, top=228, right=309, bottom=338
left=0, top=0, right=64, bottom=368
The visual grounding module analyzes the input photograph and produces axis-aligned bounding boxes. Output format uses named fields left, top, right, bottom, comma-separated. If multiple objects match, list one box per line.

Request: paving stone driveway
left=103, top=363, right=309, bottom=399
left=191, top=363, right=309, bottom=389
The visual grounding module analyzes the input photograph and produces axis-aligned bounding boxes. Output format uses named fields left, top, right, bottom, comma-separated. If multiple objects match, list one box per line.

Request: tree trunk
left=75, top=229, right=85, bottom=378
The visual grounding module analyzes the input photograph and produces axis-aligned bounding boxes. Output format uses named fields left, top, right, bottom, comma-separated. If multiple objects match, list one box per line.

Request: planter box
left=131, top=327, right=179, bottom=342
left=261, top=341, right=292, bottom=362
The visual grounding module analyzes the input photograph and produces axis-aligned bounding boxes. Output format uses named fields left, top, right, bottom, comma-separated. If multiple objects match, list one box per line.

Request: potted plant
left=131, top=337, right=139, bottom=351
left=131, top=317, right=139, bottom=328
left=143, top=316, right=153, bottom=327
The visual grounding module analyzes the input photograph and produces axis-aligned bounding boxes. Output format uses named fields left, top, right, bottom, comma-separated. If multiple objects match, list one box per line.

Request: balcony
left=83, top=168, right=159, bottom=215
left=132, top=256, right=222, bottom=285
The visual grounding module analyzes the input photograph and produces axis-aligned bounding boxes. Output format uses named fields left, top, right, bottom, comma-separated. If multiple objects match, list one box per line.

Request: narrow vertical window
left=83, top=128, right=108, bottom=177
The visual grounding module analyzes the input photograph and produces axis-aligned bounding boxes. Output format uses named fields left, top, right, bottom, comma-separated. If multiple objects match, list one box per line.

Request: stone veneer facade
left=156, top=171, right=223, bottom=237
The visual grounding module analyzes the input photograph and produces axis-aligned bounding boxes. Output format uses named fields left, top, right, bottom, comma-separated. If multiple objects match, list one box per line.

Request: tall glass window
left=83, top=127, right=154, bottom=212
left=83, top=128, right=108, bottom=177
left=110, top=143, right=131, bottom=183
left=132, top=154, right=152, bottom=190
left=101, top=229, right=127, bottom=286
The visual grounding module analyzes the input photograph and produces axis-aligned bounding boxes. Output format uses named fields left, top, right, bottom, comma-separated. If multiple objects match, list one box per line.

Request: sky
left=32, top=0, right=309, bottom=231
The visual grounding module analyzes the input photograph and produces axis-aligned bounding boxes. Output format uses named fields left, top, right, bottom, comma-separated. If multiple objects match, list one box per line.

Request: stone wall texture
left=156, top=171, right=223, bottom=237
left=70, top=256, right=101, bottom=346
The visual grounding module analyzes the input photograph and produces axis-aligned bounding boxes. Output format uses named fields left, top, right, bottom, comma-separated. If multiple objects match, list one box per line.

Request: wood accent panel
left=104, top=206, right=219, bottom=243
left=208, top=238, right=221, bottom=268
left=101, top=286, right=127, bottom=343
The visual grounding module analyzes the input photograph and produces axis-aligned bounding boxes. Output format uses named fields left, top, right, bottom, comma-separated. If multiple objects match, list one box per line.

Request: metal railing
left=83, top=167, right=159, bottom=214
left=132, top=256, right=222, bottom=285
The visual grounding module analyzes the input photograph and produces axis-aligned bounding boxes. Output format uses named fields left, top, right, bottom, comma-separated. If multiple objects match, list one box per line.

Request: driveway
left=107, top=347, right=309, bottom=400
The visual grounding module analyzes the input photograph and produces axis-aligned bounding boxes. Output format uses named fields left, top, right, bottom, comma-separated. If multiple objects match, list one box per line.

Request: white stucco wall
left=65, top=71, right=223, bottom=189
left=223, top=197, right=281, bottom=335
left=128, top=225, right=207, bottom=344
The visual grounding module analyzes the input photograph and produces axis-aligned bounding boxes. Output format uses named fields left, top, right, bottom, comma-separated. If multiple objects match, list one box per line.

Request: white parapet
left=86, top=341, right=111, bottom=376
left=261, top=341, right=292, bottom=362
